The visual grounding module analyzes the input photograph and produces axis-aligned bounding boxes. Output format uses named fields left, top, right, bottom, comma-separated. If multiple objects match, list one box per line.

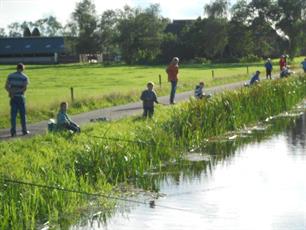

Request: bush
left=239, top=55, right=261, bottom=63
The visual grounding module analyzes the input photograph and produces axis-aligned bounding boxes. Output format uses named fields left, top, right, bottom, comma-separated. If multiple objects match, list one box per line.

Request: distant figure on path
left=5, top=63, right=30, bottom=137
left=279, top=55, right=286, bottom=71
left=57, top=102, right=80, bottom=133
left=301, top=58, right=306, bottom=73
left=264, top=58, right=273, bottom=79
left=166, top=57, right=179, bottom=104
left=249, top=70, right=261, bottom=85
left=140, top=82, right=158, bottom=118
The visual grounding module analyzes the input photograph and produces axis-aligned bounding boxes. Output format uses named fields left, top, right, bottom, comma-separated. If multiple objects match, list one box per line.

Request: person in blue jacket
left=264, top=58, right=273, bottom=79
left=249, top=71, right=260, bottom=85
left=301, top=58, right=306, bottom=73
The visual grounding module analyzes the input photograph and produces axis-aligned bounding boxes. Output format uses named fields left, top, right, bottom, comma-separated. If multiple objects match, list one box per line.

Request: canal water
left=72, top=112, right=306, bottom=230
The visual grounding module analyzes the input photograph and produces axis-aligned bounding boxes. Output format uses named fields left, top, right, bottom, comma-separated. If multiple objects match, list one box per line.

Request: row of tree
left=0, top=0, right=305, bottom=64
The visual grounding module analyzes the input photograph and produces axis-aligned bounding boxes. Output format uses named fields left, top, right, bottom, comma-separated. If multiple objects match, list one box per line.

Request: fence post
left=212, top=70, right=215, bottom=79
left=70, top=87, right=74, bottom=102
left=247, top=66, right=249, bottom=75
left=159, top=74, right=162, bottom=87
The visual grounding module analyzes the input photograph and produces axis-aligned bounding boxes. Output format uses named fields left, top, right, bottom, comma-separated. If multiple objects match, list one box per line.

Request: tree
left=188, top=18, right=228, bottom=60
left=23, top=27, right=32, bottom=37
left=8, top=22, right=23, bottom=37
left=34, top=16, right=63, bottom=36
left=98, top=10, right=120, bottom=56
left=226, top=21, right=254, bottom=58
left=71, top=0, right=99, bottom=53
left=0, top=28, right=6, bottom=37
left=204, top=0, right=229, bottom=19
left=32, top=28, right=41, bottom=36
left=276, top=0, right=306, bottom=57
left=117, top=4, right=168, bottom=64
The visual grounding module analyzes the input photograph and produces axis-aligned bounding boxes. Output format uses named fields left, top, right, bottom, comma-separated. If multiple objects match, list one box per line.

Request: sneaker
left=11, top=132, right=16, bottom=137
left=22, top=130, right=30, bottom=135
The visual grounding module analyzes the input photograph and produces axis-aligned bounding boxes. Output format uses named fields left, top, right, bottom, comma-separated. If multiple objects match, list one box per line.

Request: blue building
left=0, top=37, right=65, bottom=64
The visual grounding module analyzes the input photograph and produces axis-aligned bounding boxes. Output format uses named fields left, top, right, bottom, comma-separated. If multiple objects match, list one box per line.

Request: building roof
left=0, top=37, right=64, bottom=55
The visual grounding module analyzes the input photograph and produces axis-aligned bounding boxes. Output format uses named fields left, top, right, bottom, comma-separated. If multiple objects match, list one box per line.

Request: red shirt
left=279, top=58, right=286, bottom=70
left=166, top=64, right=179, bottom=81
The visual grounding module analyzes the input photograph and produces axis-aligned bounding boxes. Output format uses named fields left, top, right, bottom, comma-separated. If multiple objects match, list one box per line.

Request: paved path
left=0, top=81, right=247, bottom=141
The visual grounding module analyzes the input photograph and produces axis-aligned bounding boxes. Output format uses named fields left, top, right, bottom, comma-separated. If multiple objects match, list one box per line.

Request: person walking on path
left=140, top=82, right=159, bottom=118
left=166, top=57, right=179, bottom=104
left=5, top=63, right=30, bottom=137
left=279, top=55, right=286, bottom=71
left=56, top=102, right=81, bottom=133
left=264, top=58, right=273, bottom=79
left=301, top=58, right=306, bottom=73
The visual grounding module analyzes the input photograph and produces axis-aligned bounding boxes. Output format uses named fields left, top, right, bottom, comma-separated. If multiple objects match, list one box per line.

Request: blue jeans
left=10, top=96, right=27, bottom=134
left=170, top=80, right=177, bottom=103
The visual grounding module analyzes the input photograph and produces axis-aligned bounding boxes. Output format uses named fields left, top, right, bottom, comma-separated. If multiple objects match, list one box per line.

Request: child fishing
left=140, top=82, right=159, bottom=118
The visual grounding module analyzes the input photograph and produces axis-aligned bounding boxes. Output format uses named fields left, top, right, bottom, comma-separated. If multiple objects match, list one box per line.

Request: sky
left=0, top=0, right=219, bottom=29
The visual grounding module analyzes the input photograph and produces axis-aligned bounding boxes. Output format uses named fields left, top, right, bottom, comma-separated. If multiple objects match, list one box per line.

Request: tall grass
left=0, top=75, right=305, bottom=229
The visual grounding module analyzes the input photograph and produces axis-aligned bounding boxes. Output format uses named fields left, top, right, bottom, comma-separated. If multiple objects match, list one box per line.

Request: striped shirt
left=6, top=71, right=29, bottom=97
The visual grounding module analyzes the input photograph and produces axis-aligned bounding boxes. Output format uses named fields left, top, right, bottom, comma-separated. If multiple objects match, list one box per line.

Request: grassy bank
left=0, top=75, right=305, bottom=229
left=1, top=59, right=299, bottom=129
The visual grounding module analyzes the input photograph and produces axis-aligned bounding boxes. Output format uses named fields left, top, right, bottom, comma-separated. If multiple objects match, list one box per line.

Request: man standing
left=166, top=57, right=179, bottom=104
left=5, top=63, right=30, bottom=137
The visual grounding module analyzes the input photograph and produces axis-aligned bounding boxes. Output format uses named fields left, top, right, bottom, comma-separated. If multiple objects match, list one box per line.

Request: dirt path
left=0, top=80, right=252, bottom=141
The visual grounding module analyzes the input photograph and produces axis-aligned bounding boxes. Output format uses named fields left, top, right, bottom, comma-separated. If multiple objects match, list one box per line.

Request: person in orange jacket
left=166, top=57, right=179, bottom=104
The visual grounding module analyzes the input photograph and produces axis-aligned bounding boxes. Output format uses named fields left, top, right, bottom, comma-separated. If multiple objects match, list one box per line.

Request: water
left=72, top=113, right=306, bottom=230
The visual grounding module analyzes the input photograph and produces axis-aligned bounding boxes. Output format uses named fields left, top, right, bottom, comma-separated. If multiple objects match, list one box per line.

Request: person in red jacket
left=166, top=57, right=179, bottom=104
left=279, top=55, right=286, bottom=71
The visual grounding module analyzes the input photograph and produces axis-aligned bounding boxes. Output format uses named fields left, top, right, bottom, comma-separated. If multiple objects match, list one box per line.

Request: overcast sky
left=0, top=0, right=225, bottom=29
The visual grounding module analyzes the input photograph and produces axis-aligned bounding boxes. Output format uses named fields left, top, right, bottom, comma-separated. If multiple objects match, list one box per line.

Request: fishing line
left=0, top=177, right=193, bottom=213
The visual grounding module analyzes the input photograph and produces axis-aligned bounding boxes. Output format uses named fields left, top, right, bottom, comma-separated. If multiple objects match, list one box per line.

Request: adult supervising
left=166, top=57, right=179, bottom=104
left=5, top=63, right=30, bottom=137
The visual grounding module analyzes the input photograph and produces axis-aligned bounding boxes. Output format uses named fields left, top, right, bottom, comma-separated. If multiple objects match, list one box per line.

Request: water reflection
left=287, top=112, right=306, bottom=152
left=71, top=112, right=306, bottom=230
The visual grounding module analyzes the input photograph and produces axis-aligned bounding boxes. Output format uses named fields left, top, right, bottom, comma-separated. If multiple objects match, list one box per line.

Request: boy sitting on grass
left=57, top=102, right=81, bottom=133
left=140, top=82, right=159, bottom=118
left=194, top=81, right=211, bottom=99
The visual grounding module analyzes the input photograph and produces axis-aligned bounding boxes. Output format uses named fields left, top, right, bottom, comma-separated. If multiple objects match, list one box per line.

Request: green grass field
left=0, top=57, right=304, bottom=128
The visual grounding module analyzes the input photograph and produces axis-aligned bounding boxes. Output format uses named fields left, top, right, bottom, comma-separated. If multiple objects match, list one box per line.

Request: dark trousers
left=10, top=96, right=27, bottom=135
left=170, top=80, right=177, bottom=103
left=266, top=69, right=272, bottom=79
left=64, top=123, right=81, bottom=133
left=304, top=68, right=306, bottom=73
left=143, top=107, right=154, bottom=118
